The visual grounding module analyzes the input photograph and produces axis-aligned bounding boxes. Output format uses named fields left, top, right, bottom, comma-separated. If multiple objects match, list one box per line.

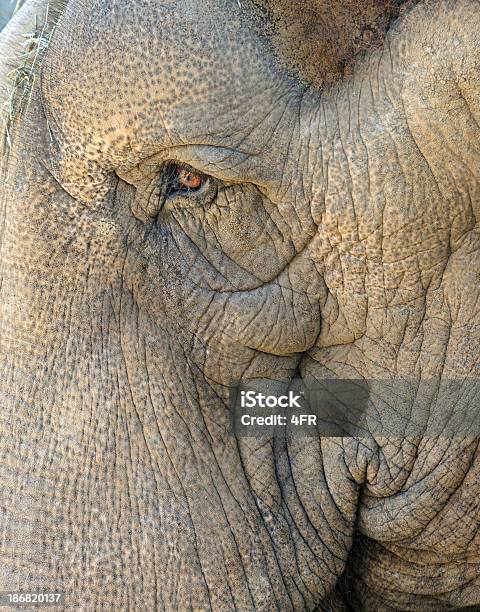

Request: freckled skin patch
left=252, top=0, right=419, bottom=88
left=1, top=0, right=480, bottom=610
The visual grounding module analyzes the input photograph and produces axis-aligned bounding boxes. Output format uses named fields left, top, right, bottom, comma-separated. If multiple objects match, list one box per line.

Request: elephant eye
left=177, top=168, right=203, bottom=191
left=164, top=162, right=208, bottom=199
left=156, top=161, right=218, bottom=213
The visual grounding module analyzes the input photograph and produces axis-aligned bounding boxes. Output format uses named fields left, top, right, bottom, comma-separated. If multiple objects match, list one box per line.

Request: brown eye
left=177, top=167, right=203, bottom=191
left=161, top=162, right=216, bottom=209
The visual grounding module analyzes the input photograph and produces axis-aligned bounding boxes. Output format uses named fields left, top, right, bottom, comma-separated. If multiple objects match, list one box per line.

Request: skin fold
left=0, top=0, right=479, bottom=609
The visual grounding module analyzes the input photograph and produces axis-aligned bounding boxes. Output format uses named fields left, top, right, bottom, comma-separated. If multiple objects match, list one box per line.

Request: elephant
left=0, top=0, right=480, bottom=609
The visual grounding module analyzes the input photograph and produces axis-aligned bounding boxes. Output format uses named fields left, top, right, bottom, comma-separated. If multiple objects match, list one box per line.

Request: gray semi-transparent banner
left=229, top=378, right=480, bottom=438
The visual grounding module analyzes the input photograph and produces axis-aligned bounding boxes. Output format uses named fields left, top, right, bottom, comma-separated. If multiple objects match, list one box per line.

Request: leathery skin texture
left=0, top=0, right=480, bottom=609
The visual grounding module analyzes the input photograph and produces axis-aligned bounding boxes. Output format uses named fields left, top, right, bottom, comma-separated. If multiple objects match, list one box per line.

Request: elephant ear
left=251, top=0, right=417, bottom=88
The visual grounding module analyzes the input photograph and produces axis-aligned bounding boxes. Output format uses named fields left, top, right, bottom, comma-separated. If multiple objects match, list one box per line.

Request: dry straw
left=2, top=5, right=56, bottom=151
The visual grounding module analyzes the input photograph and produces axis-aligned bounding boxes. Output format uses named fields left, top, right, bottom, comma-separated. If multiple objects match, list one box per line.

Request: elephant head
left=1, top=0, right=479, bottom=609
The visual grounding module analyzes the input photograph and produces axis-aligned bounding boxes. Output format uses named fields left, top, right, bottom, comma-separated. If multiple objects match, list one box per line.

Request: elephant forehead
left=42, top=0, right=284, bottom=169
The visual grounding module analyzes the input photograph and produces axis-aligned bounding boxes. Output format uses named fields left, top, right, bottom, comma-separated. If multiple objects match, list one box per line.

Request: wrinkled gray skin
left=1, top=0, right=480, bottom=610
